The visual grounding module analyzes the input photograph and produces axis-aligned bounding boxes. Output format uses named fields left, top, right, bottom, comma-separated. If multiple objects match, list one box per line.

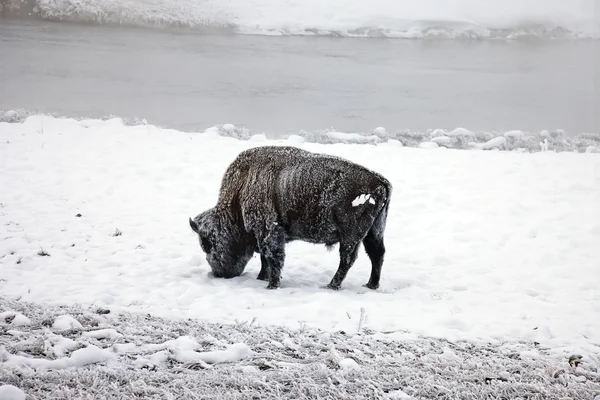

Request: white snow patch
left=144, top=335, right=199, bottom=353
left=520, top=350, right=543, bottom=360
left=352, top=193, right=375, bottom=207
left=423, top=347, right=461, bottom=363
left=373, top=127, right=387, bottom=135
left=1, top=110, right=20, bottom=123
left=384, top=389, right=414, bottom=399
left=52, top=315, right=83, bottom=331
left=282, top=337, right=299, bottom=350
left=152, top=339, right=254, bottom=367
left=69, top=345, right=116, bottom=366
left=446, top=127, right=475, bottom=137
left=135, top=336, right=253, bottom=366
left=112, top=343, right=138, bottom=354
left=477, top=136, right=506, bottom=150
left=0, top=385, right=26, bottom=400
left=287, top=134, right=305, bottom=144
left=0, top=312, right=31, bottom=327
left=430, top=136, right=453, bottom=146
left=419, top=141, right=439, bottom=149
left=203, top=126, right=220, bottom=135
left=504, top=130, right=526, bottom=138
left=134, top=349, right=171, bottom=369
left=326, top=131, right=379, bottom=143
left=429, top=129, right=447, bottom=137
left=384, top=139, right=403, bottom=147
left=177, top=343, right=253, bottom=364
left=241, top=365, right=260, bottom=374
left=4, top=345, right=115, bottom=369
left=249, top=134, right=268, bottom=142
left=10, top=313, right=31, bottom=327
left=221, top=124, right=235, bottom=132
left=82, top=328, right=123, bottom=340
left=585, top=146, right=600, bottom=154
left=44, top=334, right=80, bottom=358
left=339, top=357, right=360, bottom=370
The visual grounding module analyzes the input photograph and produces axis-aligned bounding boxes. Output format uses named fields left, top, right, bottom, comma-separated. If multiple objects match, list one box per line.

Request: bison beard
left=189, top=145, right=392, bottom=290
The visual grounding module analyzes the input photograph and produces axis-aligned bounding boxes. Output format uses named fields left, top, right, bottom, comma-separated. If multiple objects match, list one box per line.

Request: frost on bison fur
left=189, top=146, right=392, bottom=290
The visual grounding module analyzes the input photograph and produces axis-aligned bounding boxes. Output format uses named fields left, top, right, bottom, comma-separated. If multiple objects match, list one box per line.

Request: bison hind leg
left=326, top=241, right=360, bottom=290
left=362, top=225, right=386, bottom=290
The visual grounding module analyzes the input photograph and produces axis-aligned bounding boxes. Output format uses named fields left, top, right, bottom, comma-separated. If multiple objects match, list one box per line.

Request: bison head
left=189, top=208, right=254, bottom=279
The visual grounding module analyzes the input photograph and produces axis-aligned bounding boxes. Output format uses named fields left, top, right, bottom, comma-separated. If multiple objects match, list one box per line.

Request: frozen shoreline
left=1, top=0, right=598, bottom=39
left=3, top=111, right=599, bottom=153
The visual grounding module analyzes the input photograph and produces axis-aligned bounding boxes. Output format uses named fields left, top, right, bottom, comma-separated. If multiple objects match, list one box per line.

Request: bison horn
left=189, top=217, right=199, bottom=234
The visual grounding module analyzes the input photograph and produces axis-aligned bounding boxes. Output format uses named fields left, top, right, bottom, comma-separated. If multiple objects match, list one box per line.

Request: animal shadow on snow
left=197, top=247, right=409, bottom=293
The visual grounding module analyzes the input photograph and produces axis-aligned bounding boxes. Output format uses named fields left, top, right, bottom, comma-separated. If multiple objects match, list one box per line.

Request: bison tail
left=371, top=181, right=392, bottom=237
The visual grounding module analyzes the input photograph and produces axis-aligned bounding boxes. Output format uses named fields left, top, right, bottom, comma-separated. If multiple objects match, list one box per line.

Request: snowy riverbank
left=1, top=0, right=598, bottom=39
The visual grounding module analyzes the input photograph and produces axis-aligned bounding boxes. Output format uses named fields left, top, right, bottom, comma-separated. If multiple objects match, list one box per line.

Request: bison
left=189, top=145, right=392, bottom=290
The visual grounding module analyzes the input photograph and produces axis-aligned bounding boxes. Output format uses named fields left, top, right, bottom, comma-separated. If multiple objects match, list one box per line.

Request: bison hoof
left=325, top=283, right=341, bottom=290
left=364, top=282, right=379, bottom=290
left=266, top=283, right=280, bottom=290
left=256, top=274, right=269, bottom=281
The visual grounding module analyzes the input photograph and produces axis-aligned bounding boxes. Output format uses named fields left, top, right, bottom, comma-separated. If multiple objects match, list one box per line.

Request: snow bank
left=0, top=115, right=599, bottom=359
left=3, top=110, right=600, bottom=153
left=2, top=0, right=598, bottom=39
left=326, top=131, right=380, bottom=144
left=221, top=123, right=600, bottom=153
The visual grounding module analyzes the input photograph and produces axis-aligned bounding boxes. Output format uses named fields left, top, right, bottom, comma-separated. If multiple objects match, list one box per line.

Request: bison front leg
left=326, top=241, right=360, bottom=290
left=259, top=225, right=286, bottom=289
left=256, top=255, right=270, bottom=281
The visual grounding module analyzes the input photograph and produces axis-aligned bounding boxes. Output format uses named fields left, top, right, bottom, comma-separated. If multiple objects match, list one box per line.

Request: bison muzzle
left=189, top=145, right=392, bottom=290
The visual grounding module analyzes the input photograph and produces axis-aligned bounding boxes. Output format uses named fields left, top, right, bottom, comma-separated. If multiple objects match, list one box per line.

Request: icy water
left=0, top=18, right=598, bottom=136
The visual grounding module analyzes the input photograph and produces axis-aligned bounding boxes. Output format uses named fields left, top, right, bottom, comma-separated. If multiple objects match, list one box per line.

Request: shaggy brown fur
left=190, top=145, right=392, bottom=290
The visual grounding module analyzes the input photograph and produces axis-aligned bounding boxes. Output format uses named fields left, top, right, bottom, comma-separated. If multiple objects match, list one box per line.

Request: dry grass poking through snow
left=1, top=297, right=599, bottom=400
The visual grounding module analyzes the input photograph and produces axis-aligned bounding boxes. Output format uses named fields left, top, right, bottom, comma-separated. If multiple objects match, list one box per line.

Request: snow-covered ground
left=2, top=0, right=598, bottom=39
left=1, top=114, right=599, bottom=362
left=1, top=297, right=599, bottom=399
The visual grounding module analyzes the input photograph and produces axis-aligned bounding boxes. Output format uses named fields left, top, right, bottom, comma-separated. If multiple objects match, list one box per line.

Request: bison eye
left=201, top=237, right=212, bottom=253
